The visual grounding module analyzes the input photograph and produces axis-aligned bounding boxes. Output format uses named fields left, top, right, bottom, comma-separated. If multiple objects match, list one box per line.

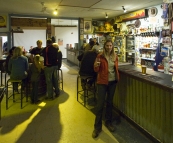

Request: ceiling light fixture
left=105, top=13, right=108, bottom=18
left=122, top=6, right=127, bottom=13
left=53, top=9, right=58, bottom=15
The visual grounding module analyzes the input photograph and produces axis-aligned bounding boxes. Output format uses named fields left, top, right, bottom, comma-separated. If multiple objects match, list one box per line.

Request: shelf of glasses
left=141, top=57, right=155, bottom=61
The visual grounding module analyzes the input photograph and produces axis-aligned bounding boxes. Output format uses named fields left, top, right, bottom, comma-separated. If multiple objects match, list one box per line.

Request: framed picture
left=58, top=38, right=63, bottom=46
left=0, top=15, right=7, bottom=28
left=84, top=20, right=92, bottom=33
left=80, top=29, right=84, bottom=35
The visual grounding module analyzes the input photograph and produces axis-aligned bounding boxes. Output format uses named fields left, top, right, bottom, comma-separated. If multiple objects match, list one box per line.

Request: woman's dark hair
left=51, top=36, right=56, bottom=43
left=46, top=38, right=52, bottom=46
left=9, top=46, right=17, bottom=55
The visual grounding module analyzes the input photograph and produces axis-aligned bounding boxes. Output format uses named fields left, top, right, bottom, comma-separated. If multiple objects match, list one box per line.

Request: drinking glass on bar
left=141, top=65, right=147, bottom=75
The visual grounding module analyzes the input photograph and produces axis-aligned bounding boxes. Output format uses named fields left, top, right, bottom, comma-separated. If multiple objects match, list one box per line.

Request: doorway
left=0, top=33, right=8, bottom=58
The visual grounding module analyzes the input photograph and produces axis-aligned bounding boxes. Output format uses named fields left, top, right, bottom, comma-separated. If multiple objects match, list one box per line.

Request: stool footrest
left=77, top=75, right=96, bottom=107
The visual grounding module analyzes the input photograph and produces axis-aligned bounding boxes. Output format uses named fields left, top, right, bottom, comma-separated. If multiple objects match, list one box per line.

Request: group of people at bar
left=3, top=38, right=62, bottom=104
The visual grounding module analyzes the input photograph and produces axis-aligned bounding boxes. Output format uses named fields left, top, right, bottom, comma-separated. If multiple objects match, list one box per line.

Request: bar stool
left=6, top=79, right=28, bottom=109
left=77, top=75, right=96, bottom=107
left=58, top=68, right=63, bottom=90
left=0, top=71, right=7, bottom=87
left=0, top=87, right=5, bottom=121
left=4, top=72, right=9, bottom=87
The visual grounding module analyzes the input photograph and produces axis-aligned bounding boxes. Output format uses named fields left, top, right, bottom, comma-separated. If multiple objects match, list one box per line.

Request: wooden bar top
left=118, top=65, right=173, bottom=92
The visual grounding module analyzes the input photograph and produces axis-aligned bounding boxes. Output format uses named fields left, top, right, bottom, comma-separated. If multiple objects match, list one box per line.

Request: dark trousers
left=31, top=82, right=39, bottom=103
left=94, top=80, right=117, bottom=130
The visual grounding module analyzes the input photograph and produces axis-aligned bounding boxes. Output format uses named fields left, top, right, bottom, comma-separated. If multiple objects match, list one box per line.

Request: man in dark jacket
left=79, top=45, right=100, bottom=88
left=42, top=39, right=59, bottom=99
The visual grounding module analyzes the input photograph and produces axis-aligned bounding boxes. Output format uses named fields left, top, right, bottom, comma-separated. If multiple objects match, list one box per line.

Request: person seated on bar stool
left=79, top=45, right=100, bottom=89
left=84, top=38, right=94, bottom=51
left=8, top=46, right=29, bottom=92
left=78, top=41, right=95, bottom=63
left=4, top=47, right=17, bottom=75
left=29, top=55, right=45, bottom=104
left=1, top=47, right=17, bottom=86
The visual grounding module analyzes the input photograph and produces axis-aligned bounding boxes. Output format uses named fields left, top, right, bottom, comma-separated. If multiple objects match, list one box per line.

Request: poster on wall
left=80, top=29, right=84, bottom=35
left=84, top=21, right=92, bottom=33
left=0, top=15, right=7, bottom=28
left=58, top=38, right=63, bottom=46
left=80, top=35, right=84, bottom=40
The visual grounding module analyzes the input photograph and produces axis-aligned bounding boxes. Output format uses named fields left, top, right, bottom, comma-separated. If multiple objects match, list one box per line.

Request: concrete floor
left=0, top=60, right=152, bottom=143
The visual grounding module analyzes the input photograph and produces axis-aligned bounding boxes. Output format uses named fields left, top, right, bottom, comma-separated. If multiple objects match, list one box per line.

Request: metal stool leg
left=58, top=69, right=63, bottom=90
left=21, top=83, right=23, bottom=109
left=6, top=81, right=9, bottom=110
left=0, top=71, right=2, bottom=86
left=60, top=69, right=63, bottom=90
left=77, top=75, right=79, bottom=101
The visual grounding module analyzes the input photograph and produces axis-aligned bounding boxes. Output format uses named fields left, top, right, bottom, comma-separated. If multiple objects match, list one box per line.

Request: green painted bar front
left=113, top=69, right=173, bottom=143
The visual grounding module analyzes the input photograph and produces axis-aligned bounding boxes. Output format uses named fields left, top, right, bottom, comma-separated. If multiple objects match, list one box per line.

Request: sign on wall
left=0, top=15, right=7, bottom=28
left=115, top=9, right=148, bottom=22
left=11, top=18, right=47, bottom=27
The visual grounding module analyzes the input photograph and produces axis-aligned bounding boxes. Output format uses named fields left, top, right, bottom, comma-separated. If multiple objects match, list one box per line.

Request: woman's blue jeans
left=94, top=80, right=117, bottom=130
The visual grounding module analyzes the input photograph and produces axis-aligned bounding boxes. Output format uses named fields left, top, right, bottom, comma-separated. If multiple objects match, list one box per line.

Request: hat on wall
left=135, top=19, right=141, bottom=28
left=148, top=7, right=158, bottom=17
left=92, top=21, right=98, bottom=26
left=113, top=24, right=117, bottom=30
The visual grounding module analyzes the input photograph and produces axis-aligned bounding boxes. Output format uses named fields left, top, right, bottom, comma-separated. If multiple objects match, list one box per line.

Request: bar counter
left=114, top=65, right=173, bottom=143
left=66, top=48, right=83, bottom=66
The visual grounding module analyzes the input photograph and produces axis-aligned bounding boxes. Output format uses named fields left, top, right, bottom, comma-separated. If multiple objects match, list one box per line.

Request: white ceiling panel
left=59, top=0, right=101, bottom=7
left=0, top=0, right=163, bottom=21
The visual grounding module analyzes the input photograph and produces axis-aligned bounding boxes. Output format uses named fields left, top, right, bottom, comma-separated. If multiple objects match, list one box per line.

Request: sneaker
left=34, top=100, right=41, bottom=104
left=105, top=123, right=115, bottom=132
left=45, top=97, right=53, bottom=100
left=92, top=129, right=102, bottom=138
left=55, top=91, right=60, bottom=97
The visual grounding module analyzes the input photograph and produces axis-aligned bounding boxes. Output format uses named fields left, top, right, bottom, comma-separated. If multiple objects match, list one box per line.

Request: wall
left=14, top=29, right=46, bottom=51
left=55, top=27, right=78, bottom=58
left=126, top=5, right=164, bottom=28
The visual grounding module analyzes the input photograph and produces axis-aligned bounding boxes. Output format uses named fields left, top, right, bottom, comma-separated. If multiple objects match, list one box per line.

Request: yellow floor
left=0, top=61, right=151, bottom=143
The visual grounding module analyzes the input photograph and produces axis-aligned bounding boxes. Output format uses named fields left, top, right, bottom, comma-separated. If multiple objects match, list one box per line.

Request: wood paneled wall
left=11, top=18, right=47, bottom=27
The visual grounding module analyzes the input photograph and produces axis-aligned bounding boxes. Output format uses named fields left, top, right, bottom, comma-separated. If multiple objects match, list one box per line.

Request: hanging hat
left=92, top=21, right=98, bottom=26
left=110, top=19, right=115, bottom=25
left=135, top=19, right=141, bottom=28
left=113, top=24, right=117, bottom=30
left=148, top=7, right=158, bottom=17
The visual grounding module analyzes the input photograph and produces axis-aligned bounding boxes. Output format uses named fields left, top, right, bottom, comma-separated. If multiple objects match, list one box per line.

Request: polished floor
left=0, top=60, right=152, bottom=143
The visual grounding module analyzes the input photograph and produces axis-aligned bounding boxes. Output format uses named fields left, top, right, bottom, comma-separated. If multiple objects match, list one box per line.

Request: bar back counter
left=66, top=48, right=83, bottom=66
left=114, top=65, right=173, bottom=143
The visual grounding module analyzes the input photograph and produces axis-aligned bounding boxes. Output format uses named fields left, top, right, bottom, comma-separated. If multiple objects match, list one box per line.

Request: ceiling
left=0, top=0, right=163, bottom=25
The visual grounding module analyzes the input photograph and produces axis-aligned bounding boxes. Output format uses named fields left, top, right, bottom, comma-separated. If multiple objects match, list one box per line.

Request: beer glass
left=141, top=65, right=147, bottom=75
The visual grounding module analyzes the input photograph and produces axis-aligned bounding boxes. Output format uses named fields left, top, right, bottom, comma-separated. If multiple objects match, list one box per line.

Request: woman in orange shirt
left=92, top=40, right=119, bottom=138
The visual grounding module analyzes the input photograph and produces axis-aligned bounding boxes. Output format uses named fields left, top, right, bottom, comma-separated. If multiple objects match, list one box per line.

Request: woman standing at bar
left=92, top=39, right=119, bottom=138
